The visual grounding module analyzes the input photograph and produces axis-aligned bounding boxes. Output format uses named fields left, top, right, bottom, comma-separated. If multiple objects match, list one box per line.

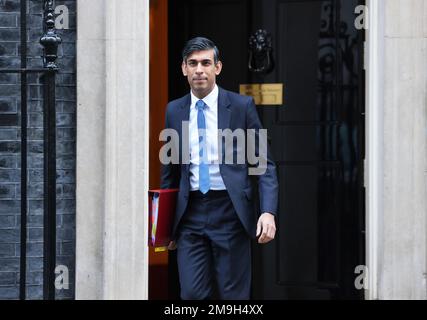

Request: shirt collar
left=190, top=84, right=218, bottom=109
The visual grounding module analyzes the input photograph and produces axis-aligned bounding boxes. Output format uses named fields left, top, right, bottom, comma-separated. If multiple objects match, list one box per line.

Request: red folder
left=148, top=188, right=179, bottom=249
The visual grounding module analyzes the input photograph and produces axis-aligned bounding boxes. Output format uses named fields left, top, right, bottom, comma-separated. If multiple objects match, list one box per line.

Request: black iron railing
left=0, top=0, right=61, bottom=300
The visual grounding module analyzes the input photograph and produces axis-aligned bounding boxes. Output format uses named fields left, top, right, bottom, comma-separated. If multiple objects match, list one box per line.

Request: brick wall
left=0, top=0, right=76, bottom=300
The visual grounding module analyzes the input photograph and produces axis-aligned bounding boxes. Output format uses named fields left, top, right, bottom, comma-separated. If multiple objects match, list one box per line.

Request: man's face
left=182, top=49, right=222, bottom=98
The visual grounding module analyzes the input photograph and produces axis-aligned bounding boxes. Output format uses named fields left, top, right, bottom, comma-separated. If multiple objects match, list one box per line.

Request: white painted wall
left=367, top=0, right=427, bottom=300
left=76, top=0, right=149, bottom=299
left=365, top=0, right=385, bottom=300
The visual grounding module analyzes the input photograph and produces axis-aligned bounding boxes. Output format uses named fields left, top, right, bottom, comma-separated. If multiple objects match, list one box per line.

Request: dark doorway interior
left=168, top=0, right=365, bottom=299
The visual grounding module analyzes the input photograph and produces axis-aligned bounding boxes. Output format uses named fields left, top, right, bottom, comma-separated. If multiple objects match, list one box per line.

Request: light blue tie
left=196, top=100, right=210, bottom=194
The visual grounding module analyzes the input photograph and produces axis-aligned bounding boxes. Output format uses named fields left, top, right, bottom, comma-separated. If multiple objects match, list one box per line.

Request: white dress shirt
left=189, top=84, right=226, bottom=191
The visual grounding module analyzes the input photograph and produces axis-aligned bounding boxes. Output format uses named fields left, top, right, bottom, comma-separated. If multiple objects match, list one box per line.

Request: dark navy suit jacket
left=161, top=87, right=279, bottom=238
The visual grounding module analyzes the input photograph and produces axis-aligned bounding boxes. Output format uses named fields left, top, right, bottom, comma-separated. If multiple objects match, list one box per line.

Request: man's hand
left=168, top=241, right=177, bottom=250
left=256, top=212, right=276, bottom=244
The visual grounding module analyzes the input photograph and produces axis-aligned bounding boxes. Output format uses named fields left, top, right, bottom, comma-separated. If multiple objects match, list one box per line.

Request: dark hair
left=182, top=37, right=220, bottom=64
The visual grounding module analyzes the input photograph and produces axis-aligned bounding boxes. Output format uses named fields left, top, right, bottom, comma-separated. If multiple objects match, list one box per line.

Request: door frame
left=74, top=0, right=386, bottom=300
left=365, top=0, right=384, bottom=300
left=150, top=0, right=381, bottom=300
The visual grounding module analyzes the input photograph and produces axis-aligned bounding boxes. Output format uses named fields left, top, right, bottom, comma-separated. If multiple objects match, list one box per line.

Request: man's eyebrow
left=187, top=58, right=213, bottom=63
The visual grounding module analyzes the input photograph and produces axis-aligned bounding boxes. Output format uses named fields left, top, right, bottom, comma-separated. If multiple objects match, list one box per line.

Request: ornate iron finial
left=248, top=29, right=274, bottom=74
left=40, top=0, right=62, bottom=69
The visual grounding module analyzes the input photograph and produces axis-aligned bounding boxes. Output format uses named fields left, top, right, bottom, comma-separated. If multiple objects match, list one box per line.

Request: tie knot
left=196, top=100, right=207, bottom=110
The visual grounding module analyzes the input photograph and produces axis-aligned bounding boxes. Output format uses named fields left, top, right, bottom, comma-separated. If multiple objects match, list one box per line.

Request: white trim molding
left=365, top=0, right=385, bottom=300
left=103, top=0, right=150, bottom=300
left=366, top=0, right=427, bottom=300
left=76, top=0, right=150, bottom=299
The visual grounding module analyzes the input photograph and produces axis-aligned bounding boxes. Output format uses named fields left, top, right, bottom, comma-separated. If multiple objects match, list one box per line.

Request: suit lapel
left=179, top=93, right=191, bottom=122
left=217, top=88, right=231, bottom=167
left=217, top=87, right=231, bottom=131
left=179, top=94, right=191, bottom=175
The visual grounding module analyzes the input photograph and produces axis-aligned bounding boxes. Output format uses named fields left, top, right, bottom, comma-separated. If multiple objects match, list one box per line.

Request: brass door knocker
left=248, top=29, right=274, bottom=74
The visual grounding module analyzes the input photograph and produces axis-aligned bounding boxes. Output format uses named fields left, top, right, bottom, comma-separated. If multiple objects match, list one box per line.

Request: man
left=161, top=37, right=279, bottom=300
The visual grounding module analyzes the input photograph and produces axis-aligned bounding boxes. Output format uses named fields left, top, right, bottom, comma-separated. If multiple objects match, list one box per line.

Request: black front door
left=169, top=0, right=365, bottom=300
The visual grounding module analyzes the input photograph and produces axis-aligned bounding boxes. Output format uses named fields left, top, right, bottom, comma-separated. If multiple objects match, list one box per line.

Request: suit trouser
left=176, top=190, right=251, bottom=300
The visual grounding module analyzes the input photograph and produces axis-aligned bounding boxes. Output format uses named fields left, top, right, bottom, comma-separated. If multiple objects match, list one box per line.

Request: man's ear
left=182, top=61, right=187, bottom=76
left=215, top=61, right=223, bottom=75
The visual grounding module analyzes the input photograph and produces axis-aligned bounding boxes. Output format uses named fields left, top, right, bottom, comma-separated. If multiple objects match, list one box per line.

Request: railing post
left=40, top=0, right=61, bottom=300
left=40, top=0, right=61, bottom=70
left=19, top=0, right=28, bottom=301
